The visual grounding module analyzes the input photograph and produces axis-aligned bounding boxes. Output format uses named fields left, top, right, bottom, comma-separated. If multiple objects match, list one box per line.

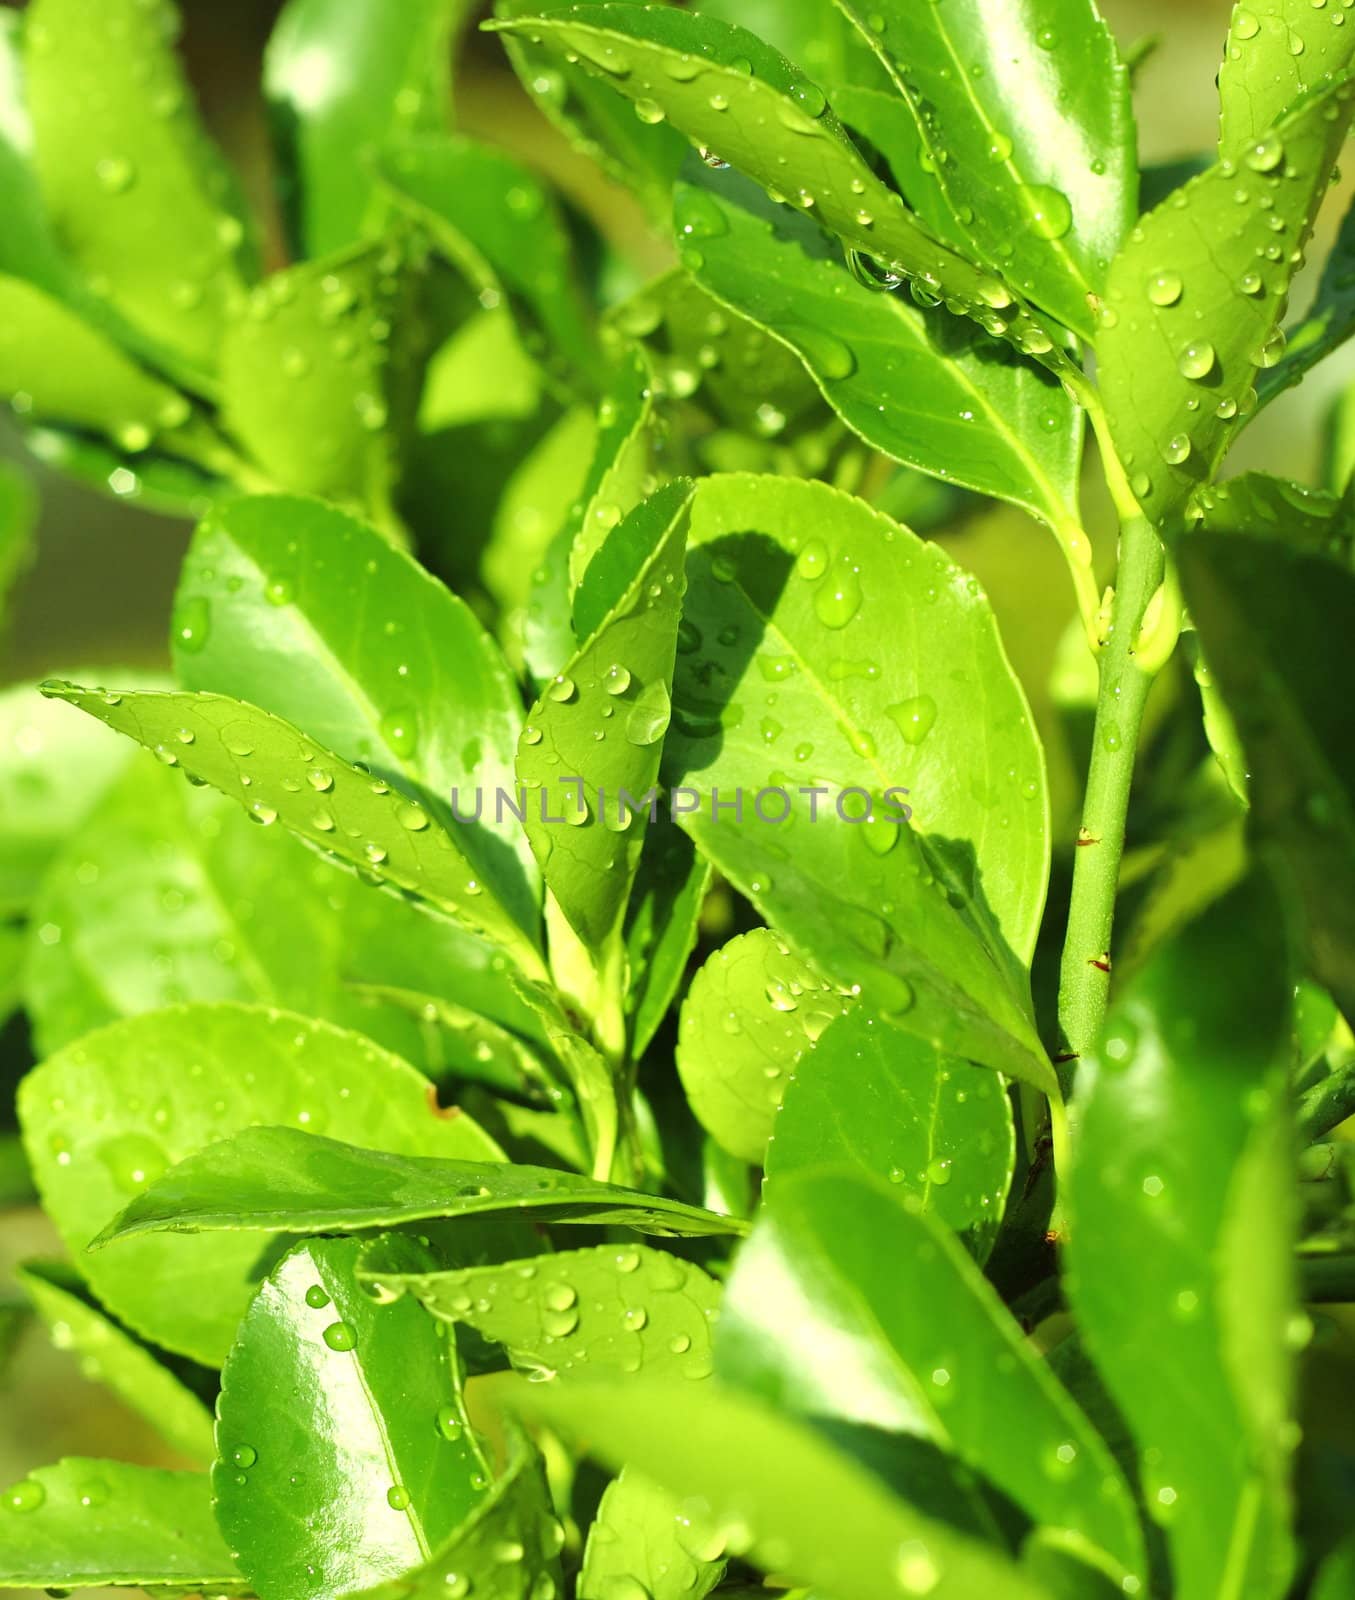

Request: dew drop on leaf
left=1145, top=271, right=1183, bottom=306
left=5, top=1479, right=45, bottom=1513
left=322, top=1321, right=356, bottom=1351
left=1177, top=340, right=1216, bottom=380
left=887, top=695, right=937, bottom=745
left=1019, top=185, right=1072, bottom=240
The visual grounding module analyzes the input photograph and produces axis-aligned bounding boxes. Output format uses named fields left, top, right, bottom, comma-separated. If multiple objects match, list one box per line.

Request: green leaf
left=376, top=136, right=604, bottom=391
left=672, top=170, right=1087, bottom=554
left=716, top=1170, right=1146, bottom=1586
left=675, top=927, right=849, bottom=1163
left=828, top=85, right=962, bottom=248
left=22, top=755, right=514, bottom=1067
left=609, top=266, right=824, bottom=444
left=1259, top=191, right=1355, bottom=405
left=1218, top=0, right=1355, bottom=155
left=341, top=1424, right=562, bottom=1600
left=492, top=0, right=687, bottom=224
left=513, top=1376, right=1048, bottom=1600
left=363, top=1243, right=719, bottom=1382
left=95, top=1125, right=748, bottom=1244
left=623, top=818, right=710, bottom=1058
left=15, top=1260, right=215, bottom=1462
left=696, top=0, right=891, bottom=94
left=0, top=1458, right=242, bottom=1590
left=579, top=1469, right=725, bottom=1600
left=0, top=9, right=78, bottom=299
left=1097, top=74, right=1355, bottom=526
left=524, top=347, right=654, bottom=684
left=264, top=0, right=474, bottom=256
left=834, top=0, right=1136, bottom=337
left=37, top=681, right=542, bottom=971
left=519, top=481, right=691, bottom=954
left=14, top=422, right=224, bottom=518
left=220, top=243, right=419, bottom=513
left=664, top=474, right=1053, bottom=1095
left=1191, top=470, right=1354, bottom=561
left=175, top=492, right=538, bottom=927
left=1065, top=875, right=1298, bottom=1600
left=0, top=275, right=195, bottom=453
left=25, top=0, right=253, bottom=389
left=0, top=679, right=150, bottom=917
left=18, top=1003, right=501, bottom=1364
left=1312, top=1536, right=1355, bottom=1600
left=493, top=5, right=1060, bottom=352
left=215, top=1237, right=490, bottom=1600
left=764, top=1007, right=1015, bottom=1261
left=1180, top=537, right=1355, bottom=1018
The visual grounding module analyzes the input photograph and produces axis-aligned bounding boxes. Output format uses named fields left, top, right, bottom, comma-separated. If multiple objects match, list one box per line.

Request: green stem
left=1297, top=1054, right=1355, bottom=1144
left=1056, top=508, right=1166, bottom=1074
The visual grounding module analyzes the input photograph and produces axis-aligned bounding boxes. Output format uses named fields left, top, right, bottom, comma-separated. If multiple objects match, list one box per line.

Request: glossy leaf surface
left=515, top=1377, right=1047, bottom=1600
left=175, top=493, right=536, bottom=922
left=25, top=0, right=251, bottom=387
left=1098, top=74, right=1354, bottom=525
left=494, top=5, right=1059, bottom=352
left=96, top=1125, right=747, bottom=1244
left=366, top=1243, right=719, bottom=1383
left=265, top=0, right=471, bottom=255
left=214, top=1238, right=490, bottom=1600
left=671, top=173, right=1084, bottom=540
left=1180, top=536, right=1355, bottom=1017
left=519, top=481, right=690, bottom=951
left=764, top=1007, right=1015, bottom=1259
left=220, top=245, right=413, bottom=510
left=675, top=928, right=849, bottom=1163
left=16, top=1260, right=215, bottom=1463
left=18, top=1004, right=500, bottom=1363
left=38, top=682, right=541, bottom=968
left=716, top=1171, right=1145, bottom=1585
left=664, top=474, right=1052, bottom=1093
left=580, top=1469, right=725, bottom=1600
left=0, top=1458, right=241, bottom=1589
left=836, top=0, right=1136, bottom=336
left=1065, top=876, right=1297, bottom=1600
left=1218, top=0, right=1355, bottom=154
left=623, top=818, right=710, bottom=1058
left=342, top=1427, right=561, bottom=1600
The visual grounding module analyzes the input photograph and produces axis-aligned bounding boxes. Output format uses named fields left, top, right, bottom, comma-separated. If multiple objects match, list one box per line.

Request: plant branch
left=1056, top=504, right=1166, bottom=1075
left=1297, top=1054, right=1355, bottom=1144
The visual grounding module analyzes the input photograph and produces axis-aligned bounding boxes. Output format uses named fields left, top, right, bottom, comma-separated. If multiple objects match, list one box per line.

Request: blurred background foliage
left=2, top=0, right=1354, bottom=1568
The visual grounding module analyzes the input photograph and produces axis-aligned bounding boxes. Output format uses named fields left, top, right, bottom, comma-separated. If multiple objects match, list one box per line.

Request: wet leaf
left=0, top=1457, right=242, bottom=1590
left=1190, top=469, right=1354, bottom=562
left=1097, top=73, right=1355, bottom=526
left=17, top=1003, right=501, bottom=1363
left=1218, top=0, right=1355, bottom=155
left=93, top=1124, right=748, bottom=1244
left=513, top=1376, right=1048, bottom=1600
left=675, top=927, right=850, bottom=1163
left=37, top=681, right=542, bottom=970
left=15, top=1260, right=215, bottom=1463
left=175, top=493, right=538, bottom=929
left=623, top=818, right=710, bottom=1058
left=363, top=1242, right=719, bottom=1382
left=664, top=474, right=1053, bottom=1095
left=716, top=1171, right=1146, bottom=1588
left=519, top=480, right=691, bottom=954
left=1065, top=875, right=1298, bottom=1600
left=265, top=0, right=475, bottom=256
left=1259, top=189, right=1355, bottom=405
left=671, top=169, right=1085, bottom=549
left=25, top=0, right=253, bottom=389
left=834, top=0, right=1136, bottom=337
left=377, top=136, right=604, bottom=391
left=764, top=1007, right=1016, bottom=1261
left=579, top=1469, right=725, bottom=1600
left=214, top=1238, right=490, bottom=1600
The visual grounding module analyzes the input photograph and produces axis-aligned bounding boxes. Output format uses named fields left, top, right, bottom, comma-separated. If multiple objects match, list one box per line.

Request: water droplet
left=925, top=1158, right=953, bottom=1186
left=1177, top=340, right=1215, bottom=380
left=305, top=1285, right=331, bottom=1309
left=547, top=675, right=576, bottom=704
left=96, top=156, right=135, bottom=193
left=1162, top=433, right=1191, bottom=465
left=1020, top=185, right=1072, bottom=239
left=436, top=1405, right=464, bottom=1441
left=1234, top=8, right=1260, bottom=38
left=896, top=1539, right=941, bottom=1594
left=845, top=247, right=904, bottom=292
left=674, top=188, right=729, bottom=242
left=1146, top=271, right=1183, bottom=306
left=265, top=577, right=294, bottom=607
left=815, top=558, right=863, bottom=629
left=6, top=1479, right=45, bottom=1513
left=323, top=1321, right=356, bottom=1351
left=888, top=696, right=937, bottom=745
left=622, top=1307, right=648, bottom=1331
left=987, top=132, right=1014, bottom=162
left=386, top=1484, right=412, bottom=1511
left=96, top=1132, right=169, bottom=1195
left=633, top=97, right=665, bottom=125
left=604, top=665, right=632, bottom=696
left=1244, top=133, right=1284, bottom=173
left=175, top=594, right=211, bottom=653
left=231, top=1445, right=257, bottom=1469
left=382, top=709, right=418, bottom=757
left=796, top=538, right=829, bottom=580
